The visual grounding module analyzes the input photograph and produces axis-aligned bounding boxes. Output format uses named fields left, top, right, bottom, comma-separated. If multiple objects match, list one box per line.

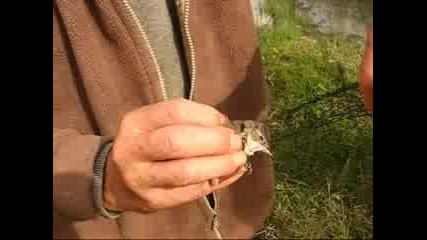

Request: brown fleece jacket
left=53, top=0, right=275, bottom=239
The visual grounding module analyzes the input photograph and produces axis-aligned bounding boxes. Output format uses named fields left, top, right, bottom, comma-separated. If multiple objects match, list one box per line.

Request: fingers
left=128, top=99, right=229, bottom=131
left=144, top=168, right=246, bottom=210
left=143, top=125, right=243, bottom=160
left=363, top=25, right=373, bottom=78
left=366, top=24, right=373, bottom=47
left=359, top=25, right=373, bottom=112
left=143, top=151, right=247, bottom=187
left=214, top=166, right=247, bottom=187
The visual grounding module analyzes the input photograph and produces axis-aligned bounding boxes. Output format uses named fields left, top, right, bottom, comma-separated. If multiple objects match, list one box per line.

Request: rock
left=250, top=0, right=274, bottom=27
left=295, top=0, right=373, bottom=36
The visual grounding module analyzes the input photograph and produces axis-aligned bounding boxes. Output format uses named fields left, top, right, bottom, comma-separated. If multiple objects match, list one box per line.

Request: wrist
left=102, top=153, right=122, bottom=212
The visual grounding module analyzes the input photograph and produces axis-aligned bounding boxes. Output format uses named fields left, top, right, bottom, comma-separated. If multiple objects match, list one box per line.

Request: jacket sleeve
left=53, top=128, right=110, bottom=221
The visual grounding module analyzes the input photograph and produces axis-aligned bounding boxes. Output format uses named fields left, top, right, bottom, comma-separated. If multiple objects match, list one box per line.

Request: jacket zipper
left=121, top=0, right=168, bottom=100
left=180, top=0, right=196, bottom=100
left=203, top=192, right=223, bottom=239
left=179, top=1, right=222, bottom=239
left=121, top=0, right=197, bottom=102
left=120, top=0, right=222, bottom=239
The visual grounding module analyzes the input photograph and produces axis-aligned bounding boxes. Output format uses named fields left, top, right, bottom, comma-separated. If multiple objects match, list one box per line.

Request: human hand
left=358, top=25, right=373, bottom=113
left=102, top=99, right=247, bottom=213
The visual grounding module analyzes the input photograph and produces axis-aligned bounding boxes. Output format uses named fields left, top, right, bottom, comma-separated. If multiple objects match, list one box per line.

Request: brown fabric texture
left=53, top=0, right=275, bottom=239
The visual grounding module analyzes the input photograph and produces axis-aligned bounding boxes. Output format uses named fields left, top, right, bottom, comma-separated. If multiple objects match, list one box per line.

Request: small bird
left=228, top=120, right=274, bottom=175
left=210, top=120, right=274, bottom=186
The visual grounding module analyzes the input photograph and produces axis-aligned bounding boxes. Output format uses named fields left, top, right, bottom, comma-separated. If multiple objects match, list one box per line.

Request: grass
left=255, top=1, right=373, bottom=238
left=255, top=176, right=372, bottom=239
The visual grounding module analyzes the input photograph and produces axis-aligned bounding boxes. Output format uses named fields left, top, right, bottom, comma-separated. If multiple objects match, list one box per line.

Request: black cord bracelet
left=93, top=142, right=122, bottom=219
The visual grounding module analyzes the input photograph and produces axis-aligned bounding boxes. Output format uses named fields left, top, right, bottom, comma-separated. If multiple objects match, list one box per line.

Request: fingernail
left=209, top=178, right=219, bottom=186
left=237, top=165, right=247, bottom=174
left=230, top=133, right=243, bottom=150
left=233, top=151, right=247, bottom=166
left=219, top=114, right=230, bottom=125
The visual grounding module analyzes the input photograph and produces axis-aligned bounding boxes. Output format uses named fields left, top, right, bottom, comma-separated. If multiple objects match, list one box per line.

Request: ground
left=254, top=2, right=373, bottom=238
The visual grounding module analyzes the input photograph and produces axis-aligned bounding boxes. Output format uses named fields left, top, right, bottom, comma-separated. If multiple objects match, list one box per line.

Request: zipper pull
left=245, top=162, right=252, bottom=175
left=211, top=212, right=220, bottom=231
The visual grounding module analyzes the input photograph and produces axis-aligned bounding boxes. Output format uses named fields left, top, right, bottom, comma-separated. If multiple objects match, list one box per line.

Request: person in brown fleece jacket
left=53, top=0, right=274, bottom=239
left=53, top=0, right=373, bottom=238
